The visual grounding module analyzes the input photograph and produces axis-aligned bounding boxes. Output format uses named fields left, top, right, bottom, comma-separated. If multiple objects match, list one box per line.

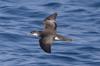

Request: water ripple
left=42, top=2, right=62, bottom=7
left=0, top=0, right=100, bottom=66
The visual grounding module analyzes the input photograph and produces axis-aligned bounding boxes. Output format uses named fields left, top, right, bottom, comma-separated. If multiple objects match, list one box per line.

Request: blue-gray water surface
left=0, top=0, right=100, bottom=66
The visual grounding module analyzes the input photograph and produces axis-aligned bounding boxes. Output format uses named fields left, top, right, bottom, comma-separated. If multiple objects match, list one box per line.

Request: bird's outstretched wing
left=39, top=36, right=53, bottom=53
left=44, top=13, right=57, bottom=32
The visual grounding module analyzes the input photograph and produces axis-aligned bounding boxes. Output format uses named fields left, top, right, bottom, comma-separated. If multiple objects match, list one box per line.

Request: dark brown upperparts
left=31, top=13, right=72, bottom=53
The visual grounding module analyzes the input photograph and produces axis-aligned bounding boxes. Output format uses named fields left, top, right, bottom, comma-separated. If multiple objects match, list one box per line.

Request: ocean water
left=0, top=0, right=100, bottom=66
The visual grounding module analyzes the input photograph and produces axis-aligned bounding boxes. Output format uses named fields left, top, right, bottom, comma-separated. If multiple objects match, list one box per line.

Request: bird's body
left=31, top=13, right=72, bottom=53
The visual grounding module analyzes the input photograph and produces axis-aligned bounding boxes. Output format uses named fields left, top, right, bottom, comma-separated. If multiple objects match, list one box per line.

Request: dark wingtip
left=51, top=12, right=57, bottom=19
left=53, top=12, right=57, bottom=16
left=45, top=12, right=58, bottom=20
left=42, top=46, right=51, bottom=53
left=44, top=50, right=51, bottom=53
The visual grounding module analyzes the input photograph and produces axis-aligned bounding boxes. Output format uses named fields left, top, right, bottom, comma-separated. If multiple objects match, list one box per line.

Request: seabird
left=31, top=13, right=72, bottom=53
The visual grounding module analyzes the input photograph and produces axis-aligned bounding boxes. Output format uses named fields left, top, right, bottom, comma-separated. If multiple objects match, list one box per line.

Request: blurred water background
left=0, top=0, right=100, bottom=66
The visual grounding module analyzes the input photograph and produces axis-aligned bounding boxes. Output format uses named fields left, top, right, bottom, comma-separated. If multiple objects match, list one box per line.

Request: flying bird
left=31, top=13, right=72, bottom=53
